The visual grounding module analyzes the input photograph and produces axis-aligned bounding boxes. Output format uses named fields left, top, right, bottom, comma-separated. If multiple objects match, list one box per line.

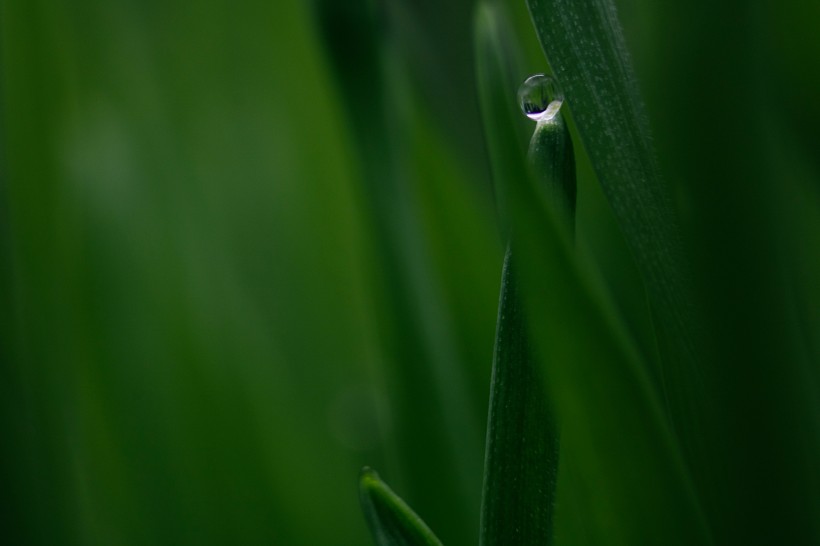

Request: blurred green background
left=1, top=0, right=818, bottom=545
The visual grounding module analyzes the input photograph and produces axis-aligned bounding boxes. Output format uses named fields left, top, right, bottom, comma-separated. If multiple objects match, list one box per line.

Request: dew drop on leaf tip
left=518, top=74, right=563, bottom=122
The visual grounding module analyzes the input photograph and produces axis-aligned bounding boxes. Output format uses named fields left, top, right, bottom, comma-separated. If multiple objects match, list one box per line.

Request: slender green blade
left=476, top=9, right=577, bottom=545
left=510, top=161, right=712, bottom=546
left=479, top=246, right=559, bottom=546
left=527, top=114, right=576, bottom=233
left=524, top=0, right=709, bottom=464
left=475, top=4, right=712, bottom=543
left=359, top=468, right=444, bottom=546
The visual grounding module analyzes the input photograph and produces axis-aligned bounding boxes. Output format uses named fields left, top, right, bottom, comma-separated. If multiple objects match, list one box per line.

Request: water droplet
left=518, top=74, right=563, bottom=121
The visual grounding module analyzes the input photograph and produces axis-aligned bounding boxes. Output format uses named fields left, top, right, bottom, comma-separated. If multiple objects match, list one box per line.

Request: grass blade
left=475, top=9, right=577, bottom=545
left=510, top=157, right=712, bottom=546
left=479, top=244, right=559, bottom=546
left=475, top=4, right=713, bottom=543
left=524, top=0, right=709, bottom=463
left=359, top=468, right=444, bottom=546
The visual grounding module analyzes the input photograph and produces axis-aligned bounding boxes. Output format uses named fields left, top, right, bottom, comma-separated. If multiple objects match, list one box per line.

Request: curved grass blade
left=524, top=0, right=710, bottom=464
left=475, top=4, right=713, bottom=544
left=359, top=467, right=444, bottom=546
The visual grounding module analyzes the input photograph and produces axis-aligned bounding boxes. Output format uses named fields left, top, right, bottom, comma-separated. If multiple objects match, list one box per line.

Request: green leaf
left=478, top=244, right=560, bottom=546
left=474, top=3, right=713, bottom=544
left=527, top=111, right=577, bottom=233
left=359, top=468, right=444, bottom=546
left=475, top=9, right=577, bottom=545
left=524, top=0, right=710, bottom=463
left=511, top=183, right=712, bottom=546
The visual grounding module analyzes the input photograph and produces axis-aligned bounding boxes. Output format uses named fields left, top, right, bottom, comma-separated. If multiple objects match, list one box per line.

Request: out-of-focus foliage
left=0, top=0, right=817, bottom=545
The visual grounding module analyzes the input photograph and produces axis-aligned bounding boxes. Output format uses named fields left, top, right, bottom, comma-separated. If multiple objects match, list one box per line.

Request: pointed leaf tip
left=358, top=467, right=444, bottom=546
